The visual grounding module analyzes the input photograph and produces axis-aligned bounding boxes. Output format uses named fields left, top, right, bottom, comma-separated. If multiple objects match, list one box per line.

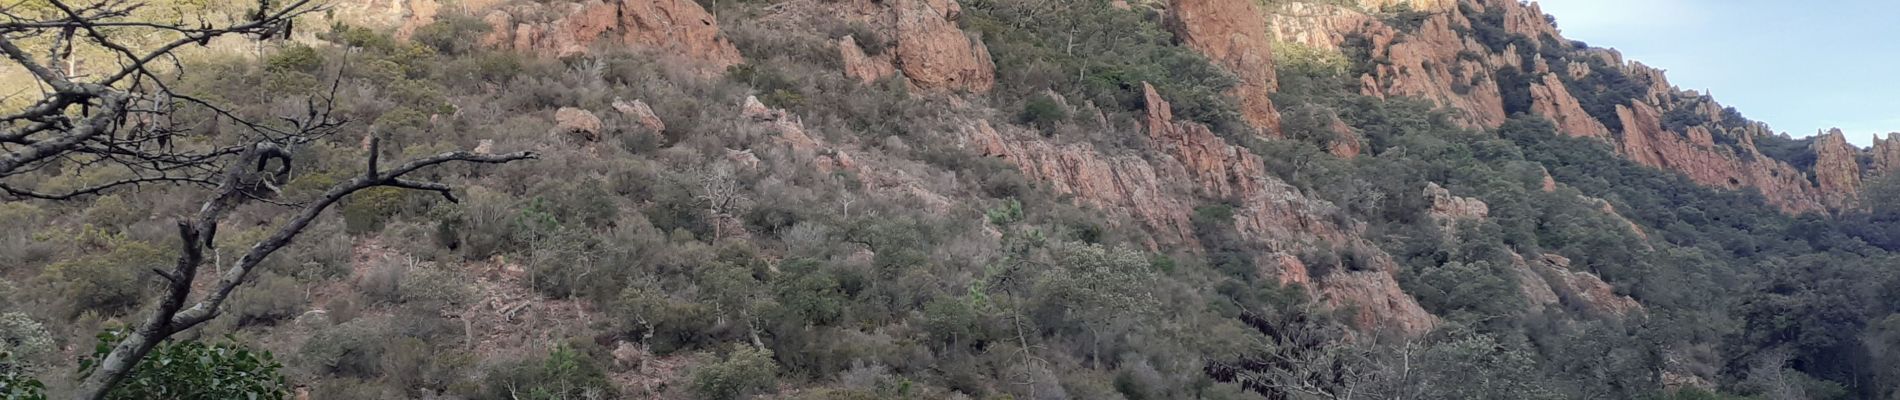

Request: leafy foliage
left=79, top=330, right=289, bottom=400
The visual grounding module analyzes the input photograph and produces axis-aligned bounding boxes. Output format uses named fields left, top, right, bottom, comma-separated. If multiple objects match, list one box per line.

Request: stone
left=838, top=35, right=897, bottom=84
left=1811, top=129, right=1864, bottom=209
left=1529, top=73, right=1609, bottom=139
left=1425, top=182, right=1489, bottom=221
left=892, top=0, right=995, bottom=93
left=611, top=98, right=666, bottom=134
left=1873, top=133, right=1900, bottom=177
left=1167, top=0, right=1282, bottom=136
left=551, top=107, right=603, bottom=142
left=477, top=0, right=742, bottom=71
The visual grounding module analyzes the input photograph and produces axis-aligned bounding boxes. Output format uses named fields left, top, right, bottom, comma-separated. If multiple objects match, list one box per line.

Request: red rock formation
left=1359, top=0, right=1454, bottom=12
left=1265, top=2, right=1376, bottom=52
left=1531, top=254, right=1643, bottom=317
left=613, top=98, right=666, bottom=133
left=1592, top=198, right=1649, bottom=240
left=1321, top=271, right=1437, bottom=334
left=1167, top=0, right=1283, bottom=136
left=1874, top=133, right=1900, bottom=177
left=1812, top=129, right=1864, bottom=208
left=1615, top=101, right=1829, bottom=213
left=1358, top=13, right=1507, bottom=128
left=1143, top=83, right=1269, bottom=200
left=963, top=84, right=1435, bottom=335
left=1326, top=113, right=1364, bottom=158
left=1529, top=74, right=1609, bottom=139
left=1425, top=182, right=1489, bottom=221
left=551, top=107, right=602, bottom=142
left=478, top=0, right=742, bottom=70
left=1511, top=253, right=1561, bottom=312
left=891, top=0, right=996, bottom=93
left=838, top=35, right=898, bottom=84
left=965, top=120, right=1199, bottom=244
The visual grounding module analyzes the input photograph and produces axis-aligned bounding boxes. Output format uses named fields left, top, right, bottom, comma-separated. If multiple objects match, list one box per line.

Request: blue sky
left=1535, top=0, right=1900, bottom=146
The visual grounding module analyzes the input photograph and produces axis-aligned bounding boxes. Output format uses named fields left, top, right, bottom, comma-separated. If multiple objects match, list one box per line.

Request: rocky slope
left=1265, top=0, right=1886, bottom=214
left=322, top=0, right=1884, bottom=356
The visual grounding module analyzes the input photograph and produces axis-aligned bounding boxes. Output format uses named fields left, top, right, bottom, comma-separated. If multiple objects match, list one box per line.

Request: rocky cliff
left=1876, top=133, right=1900, bottom=177
left=1265, top=0, right=1877, bottom=214
left=1166, top=0, right=1284, bottom=136
left=960, top=82, right=1434, bottom=335
left=479, top=0, right=744, bottom=69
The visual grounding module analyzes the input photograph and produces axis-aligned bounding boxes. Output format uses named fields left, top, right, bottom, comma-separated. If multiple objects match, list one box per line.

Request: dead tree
left=1, top=1, right=536, bottom=398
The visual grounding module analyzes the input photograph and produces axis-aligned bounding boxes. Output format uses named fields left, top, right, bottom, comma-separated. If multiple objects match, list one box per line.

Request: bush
left=80, top=330, right=290, bottom=400
left=1018, top=94, right=1070, bottom=129
left=481, top=345, right=615, bottom=400
left=39, top=228, right=169, bottom=317
left=0, top=313, right=54, bottom=372
left=690, top=346, right=779, bottom=400
left=227, top=273, right=306, bottom=327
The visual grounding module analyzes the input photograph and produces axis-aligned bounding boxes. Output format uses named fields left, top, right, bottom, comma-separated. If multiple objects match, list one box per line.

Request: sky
left=1533, top=0, right=1900, bottom=147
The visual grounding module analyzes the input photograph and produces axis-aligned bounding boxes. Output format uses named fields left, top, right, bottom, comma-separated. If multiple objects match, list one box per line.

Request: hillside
left=4, top=0, right=1900, bottom=399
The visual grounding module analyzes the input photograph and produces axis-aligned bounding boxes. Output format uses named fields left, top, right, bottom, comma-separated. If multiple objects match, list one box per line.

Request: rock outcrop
left=962, top=83, right=1434, bottom=335
left=1514, top=253, right=1642, bottom=317
left=1264, top=0, right=1864, bottom=214
left=838, top=35, right=898, bottom=84
left=1615, top=101, right=1830, bottom=213
left=1321, top=271, right=1437, bottom=334
left=965, top=119, right=1198, bottom=245
left=1875, top=133, right=1900, bottom=177
left=1357, top=12, right=1508, bottom=128
left=1811, top=129, right=1864, bottom=208
left=1358, top=0, right=1454, bottom=12
left=1425, top=182, right=1489, bottom=222
left=477, top=0, right=742, bottom=69
left=1265, top=2, right=1375, bottom=52
left=613, top=98, right=666, bottom=133
left=551, top=107, right=603, bottom=142
left=1529, top=73, right=1609, bottom=139
left=1167, top=0, right=1283, bottom=136
left=890, top=0, right=996, bottom=92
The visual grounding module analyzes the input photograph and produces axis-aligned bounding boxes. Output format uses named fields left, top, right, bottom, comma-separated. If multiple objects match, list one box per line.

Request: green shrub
left=80, top=330, right=289, bottom=400
left=690, top=346, right=779, bottom=400
left=1018, top=94, right=1069, bottom=129
left=227, top=273, right=306, bottom=327
left=412, top=14, right=492, bottom=56
left=0, top=313, right=53, bottom=373
left=481, top=345, right=615, bottom=400
left=39, top=228, right=169, bottom=317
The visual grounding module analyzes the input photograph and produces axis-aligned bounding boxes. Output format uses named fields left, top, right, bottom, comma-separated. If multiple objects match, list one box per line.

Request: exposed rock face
left=1532, top=254, right=1643, bottom=317
left=1529, top=74, right=1609, bottom=139
left=1592, top=198, right=1649, bottom=240
left=962, top=84, right=1434, bottom=335
left=1425, top=182, right=1489, bottom=222
left=1321, top=271, right=1437, bottom=334
left=1514, top=254, right=1642, bottom=317
left=965, top=119, right=1198, bottom=245
left=891, top=0, right=996, bottom=92
left=1873, top=133, right=1900, bottom=177
left=1812, top=129, right=1864, bottom=208
left=1358, top=0, right=1454, bottom=12
left=551, top=107, right=603, bottom=142
left=1167, top=0, right=1283, bottom=136
left=613, top=98, right=666, bottom=133
left=1326, top=113, right=1364, bottom=159
left=838, top=35, right=898, bottom=84
left=1262, top=0, right=1865, bottom=214
left=477, top=0, right=742, bottom=70
left=1265, top=2, right=1375, bottom=52
left=1615, top=101, right=1830, bottom=213
left=1358, top=13, right=1507, bottom=128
